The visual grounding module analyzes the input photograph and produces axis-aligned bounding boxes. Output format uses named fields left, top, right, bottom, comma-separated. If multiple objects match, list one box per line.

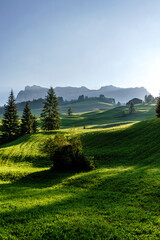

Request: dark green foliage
left=32, top=115, right=38, bottom=133
left=99, top=94, right=105, bottom=99
left=78, top=95, right=85, bottom=101
left=41, top=134, right=96, bottom=171
left=67, top=107, right=72, bottom=116
left=21, top=102, right=38, bottom=135
left=145, top=94, right=155, bottom=103
left=40, top=87, right=60, bottom=130
left=1, top=90, right=20, bottom=142
left=129, top=101, right=136, bottom=114
left=156, top=97, right=160, bottom=118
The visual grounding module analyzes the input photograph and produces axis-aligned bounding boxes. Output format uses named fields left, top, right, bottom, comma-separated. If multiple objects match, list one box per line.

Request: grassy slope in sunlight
left=0, top=119, right=160, bottom=239
left=61, top=103, right=156, bottom=129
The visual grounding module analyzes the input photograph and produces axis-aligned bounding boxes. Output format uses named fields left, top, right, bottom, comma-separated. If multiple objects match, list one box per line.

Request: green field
left=0, top=104, right=160, bottom=239
left=0, top=98, right=114, bottom=119
left=61, top=103, right=156, bottom=129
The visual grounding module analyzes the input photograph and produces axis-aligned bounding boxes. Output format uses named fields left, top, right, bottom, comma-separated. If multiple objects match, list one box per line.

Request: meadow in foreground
left=0, top=117, right=160, bottom=239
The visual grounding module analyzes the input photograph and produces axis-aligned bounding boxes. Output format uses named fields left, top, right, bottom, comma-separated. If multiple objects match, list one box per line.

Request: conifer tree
left=1, top=90, right=20, bottom=141
left=129, top=101, right=136, bottom=114
left=40, top=87, right=60, bottom=130
left=32, top=115, right=38, bottom=133
left=67, top=107, right=72, bottom=116
left=156, top=97, right=160, bottom=118
left=21, top=102, right=37, bottom=135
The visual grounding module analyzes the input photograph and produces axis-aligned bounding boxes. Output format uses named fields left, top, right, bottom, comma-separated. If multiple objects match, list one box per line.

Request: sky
left=1, top=0, right=160, bottom=104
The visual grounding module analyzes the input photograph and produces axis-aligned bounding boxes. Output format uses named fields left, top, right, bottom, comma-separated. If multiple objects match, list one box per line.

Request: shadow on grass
left=18, top=169, right=77, bottom=187
left=1, top=163, right=160, bottom=239
left=0, top=131, right=60, bottom=149
left=0, top=154, right=52, bottom=168
left=89, top=121, right=133, bottom=129
left=0, top=134, right=34, bottom=149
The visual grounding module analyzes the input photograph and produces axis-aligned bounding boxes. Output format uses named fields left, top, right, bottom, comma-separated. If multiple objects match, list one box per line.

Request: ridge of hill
left=16, top=85, right=149, bottom=103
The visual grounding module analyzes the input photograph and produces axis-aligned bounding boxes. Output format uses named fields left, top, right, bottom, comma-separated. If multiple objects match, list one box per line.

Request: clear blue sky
left=1, top=0, right=160, bottom=104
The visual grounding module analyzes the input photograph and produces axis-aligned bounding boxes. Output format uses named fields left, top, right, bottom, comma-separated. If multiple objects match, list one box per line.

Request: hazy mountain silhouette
left=16, top=85, right=149, bottom=103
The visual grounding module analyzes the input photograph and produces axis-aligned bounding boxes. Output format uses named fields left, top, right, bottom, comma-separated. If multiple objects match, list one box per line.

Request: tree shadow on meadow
left=89, top=121, right=133, bottom=129
left=19, top=169, right=77, bottom=187
left=0, top=134, right=33, bottom=149
left=1, top=163, right=160, bottom=239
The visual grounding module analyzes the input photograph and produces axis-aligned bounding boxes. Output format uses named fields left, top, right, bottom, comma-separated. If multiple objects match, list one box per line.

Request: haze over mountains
left=16, top=85, right=149, bottom=104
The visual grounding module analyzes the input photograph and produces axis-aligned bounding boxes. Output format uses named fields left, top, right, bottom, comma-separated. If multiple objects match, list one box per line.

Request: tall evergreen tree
left=129, top=101, right=136, bottom=114
left=32, top=115, right=38, bottom=133
left=67, top=107, right=72, bottom=116
left=1, top=90, right=20, bottom=141
left=40, top=87, right=60, bottom=130
left=21, top=102, right=37, bottom=134
left=156, top=97, right=160, bottom=118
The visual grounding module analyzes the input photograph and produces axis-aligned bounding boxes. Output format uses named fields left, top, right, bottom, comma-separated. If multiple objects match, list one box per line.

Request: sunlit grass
left=1, top=161, right=160, bottom=239
left=1, top=108, right=160, bottom=239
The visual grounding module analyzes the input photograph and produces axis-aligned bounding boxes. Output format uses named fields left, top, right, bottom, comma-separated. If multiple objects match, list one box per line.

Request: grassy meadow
left=0, top=103, right=160, bottom=239
left=61, top=103, right=156, bottom=129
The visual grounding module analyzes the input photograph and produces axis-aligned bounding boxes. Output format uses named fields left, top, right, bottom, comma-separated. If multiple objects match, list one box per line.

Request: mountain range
left=16, top=85, right=149, bottom=103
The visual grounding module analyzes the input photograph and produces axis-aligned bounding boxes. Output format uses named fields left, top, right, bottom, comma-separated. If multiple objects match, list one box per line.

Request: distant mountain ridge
left=16, top=85, right=149, bottom=103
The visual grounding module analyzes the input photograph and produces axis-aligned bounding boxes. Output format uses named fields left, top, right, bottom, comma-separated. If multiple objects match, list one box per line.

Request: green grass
left=59, top=98, right=114, bottom=113
left=0, top=103, right=156, bottom=130
left=0, top=98, right=114, bottom=120
left=1, top=117, right=160, bottom=239
left=61, top=103, right=156, bottom=129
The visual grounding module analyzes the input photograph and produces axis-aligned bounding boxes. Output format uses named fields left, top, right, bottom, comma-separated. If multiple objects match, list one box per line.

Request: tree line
left=0, top=87, right=60, bottom=143
left=0, top=94, right=116, bottom=114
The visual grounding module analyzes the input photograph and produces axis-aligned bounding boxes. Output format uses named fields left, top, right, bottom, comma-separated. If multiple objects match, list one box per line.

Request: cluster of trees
left=77, top=94, right=115, bottom=104
left=143, top=95, right=160, bottom=118
left=1, top=90, right=38, bottom=142
left=0, top=93, right=116, bottom=115
left=145, top=94, right=158, bottom=104
left=1, top=87, right=60, bottom=143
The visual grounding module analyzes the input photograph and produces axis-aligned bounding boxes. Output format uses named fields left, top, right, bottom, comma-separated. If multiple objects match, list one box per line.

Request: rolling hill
left=0, top=116, right=160, bottom=239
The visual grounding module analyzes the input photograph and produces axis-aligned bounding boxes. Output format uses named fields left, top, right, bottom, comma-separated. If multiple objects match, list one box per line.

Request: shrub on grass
left=41, top=133, right=96, bottom=171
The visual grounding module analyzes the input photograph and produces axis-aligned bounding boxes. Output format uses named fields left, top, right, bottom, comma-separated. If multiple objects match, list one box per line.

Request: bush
left=41, top=133, right=96, bottom=171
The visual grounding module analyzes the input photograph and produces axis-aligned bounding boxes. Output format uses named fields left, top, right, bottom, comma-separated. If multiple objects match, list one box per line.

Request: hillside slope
left=1, top=119, right=160, bottom=239
left=61, top=104, right=156, bottom=128
left=0, top=118, right=159, bottom=172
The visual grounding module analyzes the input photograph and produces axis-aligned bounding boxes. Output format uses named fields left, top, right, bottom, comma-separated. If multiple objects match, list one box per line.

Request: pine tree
left=32, top=115, right=38, bottom=133
left=1, top=90, right=20, bottom=141
left=129, top=101, right=136, bottom=114
left=156, top=97, right=160, bottom=118
left=21, top=102, right=36, bottom=135
left=67, top=107, right=72, bottom=116
left=40, top=87, right=60, bottom=130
